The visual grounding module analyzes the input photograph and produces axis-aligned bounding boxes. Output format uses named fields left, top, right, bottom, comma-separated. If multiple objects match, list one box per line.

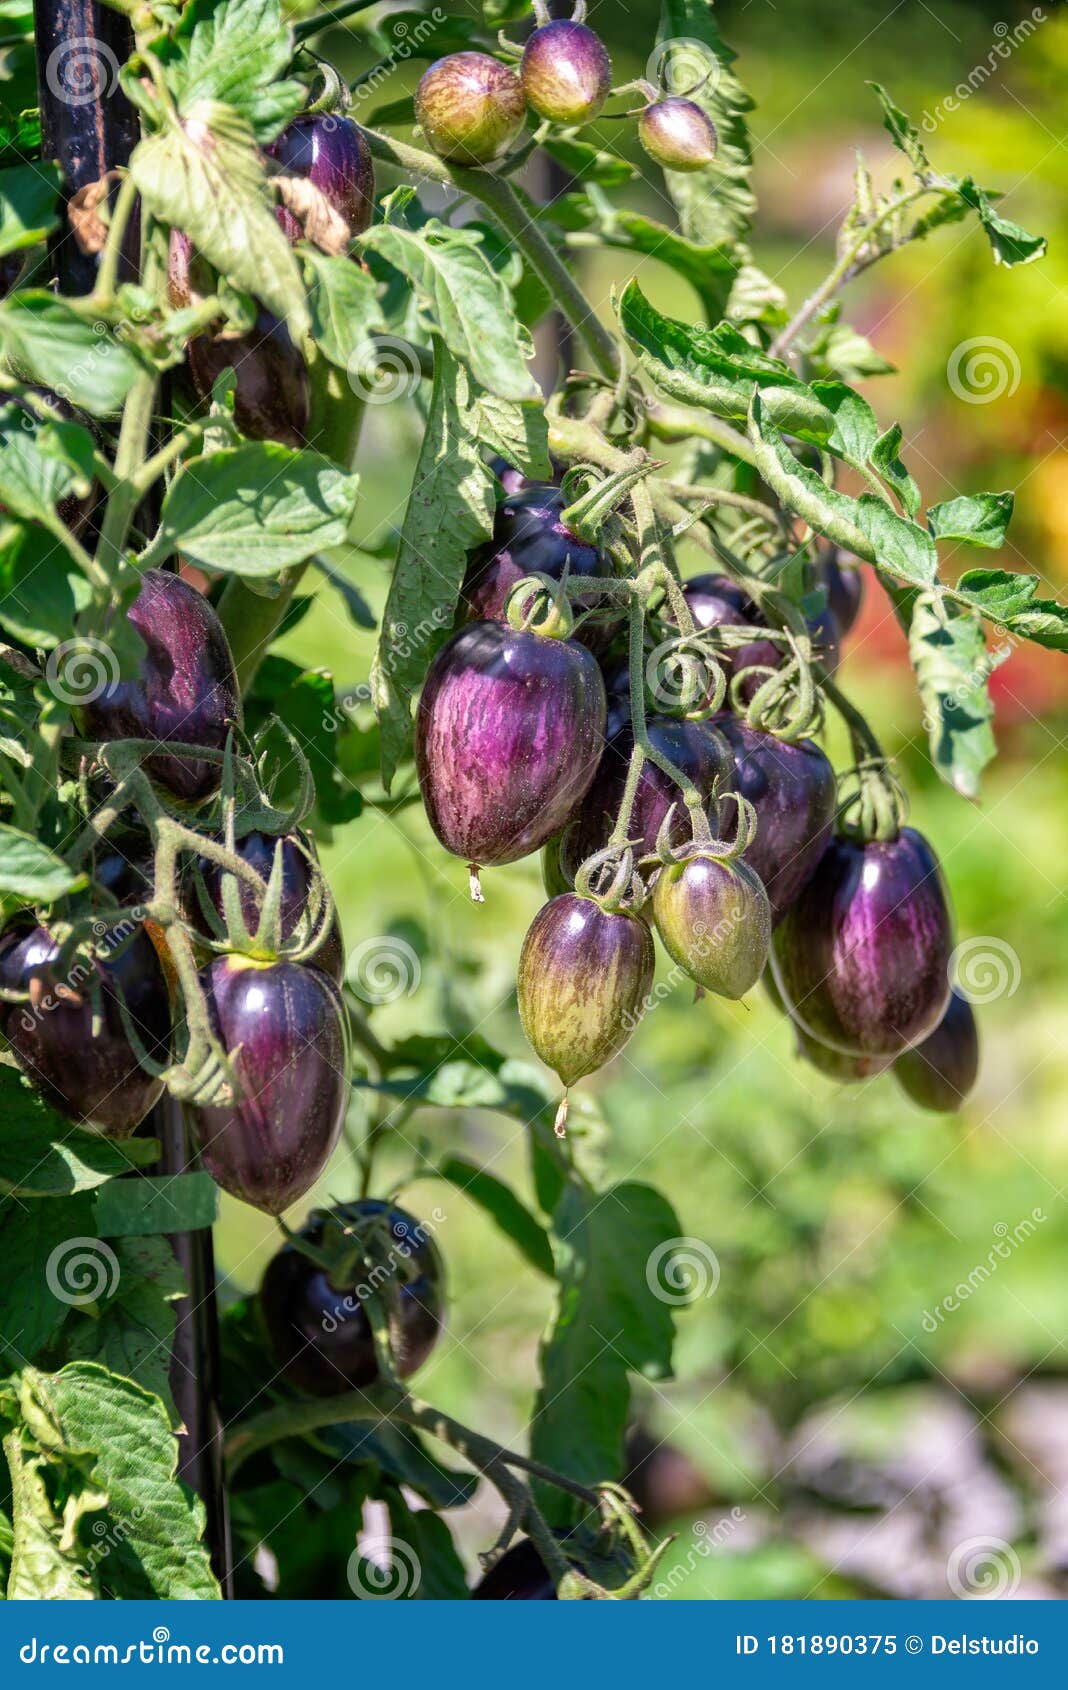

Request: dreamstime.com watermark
left=319, top=1207, right=447, bottom=1335
left=919, top=1208, right=1046, bottom=1333
left=651, top=1509, right=746, bottom=1598
left=920, top=11, right=1046, bottom=133
left=322, top=607, right=453, bottom=734
left=14, top=915, right=143, bottom=1036
left=346, top=935, right=421, bottom=1004
left=18, top=1628, right=284, bottom=1667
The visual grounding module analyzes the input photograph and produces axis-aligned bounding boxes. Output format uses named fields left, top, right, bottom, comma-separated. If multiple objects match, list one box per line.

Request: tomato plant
left=0, top=0, right=1061, bottom=1603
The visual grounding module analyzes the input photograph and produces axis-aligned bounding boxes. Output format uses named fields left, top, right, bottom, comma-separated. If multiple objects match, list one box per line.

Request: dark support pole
left=33, top=0, right=234, bottom=1594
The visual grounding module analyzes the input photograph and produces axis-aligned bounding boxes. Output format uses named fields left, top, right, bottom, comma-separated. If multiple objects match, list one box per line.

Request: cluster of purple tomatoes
left=416, top=471, right=979, bottom=1124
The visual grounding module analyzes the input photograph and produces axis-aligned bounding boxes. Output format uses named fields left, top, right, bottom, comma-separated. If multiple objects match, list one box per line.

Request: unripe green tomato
left=518, top=893, right=654, bottom=1086
left=653, top=853, right=770, bottom=999
left=415, top=52, right=527, bottom=165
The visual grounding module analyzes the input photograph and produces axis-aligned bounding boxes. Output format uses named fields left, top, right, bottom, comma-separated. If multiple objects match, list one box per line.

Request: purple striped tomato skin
left=415, top=53, right=526, bottom=165
left=520, top=21, right=612, bottom=125
left=517, top=894, right=654, bottom=1086
left=79, top=569, right=241, bottom=803
left=559, top=716, right=729, bottom=885
left=894, top=988, right=979, bottom=1112
left=772, top=828, right=953, bottom=1058
left=461, top=485, right=618, bottom=654
left=266, top=114, right=374, bottom=243
left=638, top=98, right=718, bottom=171
left=0, top=924, right=170, bottom=1137
left=191, top=956, right=346, bottom=1215
left=416, top=621, right=606, bottom=868
left=652, top=853, right=771, bottom=1000
left=715, top=716, right=837, bottom=925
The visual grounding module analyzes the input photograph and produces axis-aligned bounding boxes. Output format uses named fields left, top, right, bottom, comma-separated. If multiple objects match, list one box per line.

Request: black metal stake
left=33, top=0, right=234, bottom=1594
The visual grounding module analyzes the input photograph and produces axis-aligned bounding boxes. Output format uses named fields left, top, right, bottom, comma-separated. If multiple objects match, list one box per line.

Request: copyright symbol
left=905, top=1637, right=923, bottom=1654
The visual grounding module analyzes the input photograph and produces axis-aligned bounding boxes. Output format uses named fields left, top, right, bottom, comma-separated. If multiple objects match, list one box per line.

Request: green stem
left=362, top=127, right=621, bottom=384
left=93, top=170, right=139, bottom=306
left=607, top=740, right=646, bottom=849
left=644, top=399, right=758, bottom=468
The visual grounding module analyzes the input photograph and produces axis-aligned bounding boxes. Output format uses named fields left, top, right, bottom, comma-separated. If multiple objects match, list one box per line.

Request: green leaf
left=63, top=1237, right=185, bottom=1409
left=303, top=250, right=386, bottom=370
left=372, top=9, right=476, bottom=57
left=370, top=347, right=496, bottom=790
left=903, top=587, right=1001, bottom=798
left=854, top=494, right=939, bottom=586
left=0, top=1070, right=159, bottom=1197
left=18, top=1363, right=219, bottom=1598
left=165, top=0, right=304, bottom=142
left=94, top=1173, right=219, bottom=1237
left=952, top=568, right=1068, bottom=651
left=383, top=1489, right=469, bottom=1599
left=531, top=1181, right=681, bottom=1523
left=542, top=135, right=636, bottom=188
left=321, top=1421, right=477, bottom=1509
left=0, top=400, right=86, bottom=526
left=619, top=279, right=823, bottom=434
left=871, top=424, right=920, bottom=516
left=655, top=0, right=755, bottom=250
left=929, top=491, right=1013, bottom=549
left=435, top=1156, right=553, bottom=1276
left=0, top=292, right=151, bottom=416
left=810, top=379, right=879, bottom=464
left=0, top=822, right=83, bottom=899
left=0, top=160, right=61, bottom=257
left=129, top=105, right=308, bottom=342
left=4, top=1431, right=97, bottom=1599
left=143, top=443, right=359, bottom=576
left=804, top=317, right=895, bottom=383
left=868, top=82, right=929, bottom=174
left=956, top=177, right=1046, bottom=267
left=0, top=522, right=91, bottom=647
left=0, top=1196, right=96, bottom=1364
left=360, top=219, right=537, bottom=401
left=552, top=198, right=737, bottom=322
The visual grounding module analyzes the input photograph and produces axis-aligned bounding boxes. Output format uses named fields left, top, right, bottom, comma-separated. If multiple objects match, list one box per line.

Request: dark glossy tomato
left=266, top=114, right=374, bottom=243
left=259, top=1199, right=445, bottom=1394
left=191, top=956, right=347, bottom=1214
left=0, top=923, right=170, bottom=1137
left=79, top=569, right=241, bottom=803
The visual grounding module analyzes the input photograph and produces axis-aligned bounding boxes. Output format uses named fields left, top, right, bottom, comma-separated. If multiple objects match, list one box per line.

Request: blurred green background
left=227, top=0, right=1068, bottom=1596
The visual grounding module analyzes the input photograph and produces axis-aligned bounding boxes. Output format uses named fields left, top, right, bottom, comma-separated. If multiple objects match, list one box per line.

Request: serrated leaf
left=19, top=1362, right=218, bottom=1598
left=952, top=568, right=1068, bottom=650
left=531, top=1181, right=680, bottom=1524
left=63, top=1236, right=186, bottom=1409
left=895, top=586, right=999, bottom=795
left=805, top=317, right=895, bottom=382
left=956, top=177, right=1046, bottom=267
left=810, top=379, right=879, bottom=464
left=4, top=1432, right=96, bottom=1599
left=0, top=1070, right=159, bottom=1197
left=165, top=0, right=304, bottom=142
left=384, top=1489, right=469, bottom=1599
left=872, top=423, right=920, bottom=516
left=868, top=82, right=929, bottom=174
left=929, top=491, right=1013, bottom=550
left=94, top=1173, right=219, bottom=1237
left=436, top=1156, right=553, bottom=1276
left=303, top=250, right=386, bottom=370
left=359, top=219, right=536, bottom=401
left=370, top=346, right=496, bottom=790
left=0, top=524, right=91, bottom=648
left=656, top=0, right=755, bottom=250
left=0, top=400, right=86, bottom=526
left=0, top=160, right=61, bottom=257
left=143, top=443, right=359, bottom=576
left=0, top=292, right=151, bottom=416
left=0, top=823, right=83, bottom=899
left=130, top=105, right=308, bottom=341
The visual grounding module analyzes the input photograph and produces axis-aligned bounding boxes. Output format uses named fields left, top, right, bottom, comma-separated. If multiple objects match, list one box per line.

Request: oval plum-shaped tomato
left=416, top=621, right=606, bottom=872
left=260, top=1198, right=445, bottom=1395
left=517, top=894, right=654, bottom=1086
left=653, top=852, right=771, bottom=1000
left=894, top=988, right=979, bottom=1112
left=191, top=956, right=347, bottom=1214
left=0, top=923, right=171, bottom=1137
left=772, top=829, right=953, bottom=1058
left=79, top=569, right=241, bottom=803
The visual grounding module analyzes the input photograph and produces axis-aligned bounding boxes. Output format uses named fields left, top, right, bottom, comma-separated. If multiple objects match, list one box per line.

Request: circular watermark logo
left=347, top=335, right=422, bottom=405
left=646, top=1237, right=720, bottom=1305
left=646, top=37, right=721, bottom=99
left=45, top=37, right=120, bottom=108
left=45, top=638, right=119, bottom=706
left=949, top=937, right=1021, bottom=1004
left=644, top=638, right=716, bottom=715
left=946, top=1535, right=1022, bottom=1599
left=946, top=337, right=1021, bottom=405
left=45, top=1238, right=120, bottom=1307
left=347, top=936, right=421, bottom=1005
left=346, top=1536, right=421, bottom=1599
